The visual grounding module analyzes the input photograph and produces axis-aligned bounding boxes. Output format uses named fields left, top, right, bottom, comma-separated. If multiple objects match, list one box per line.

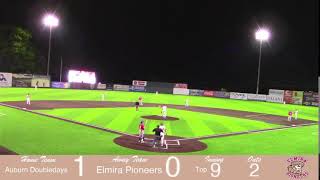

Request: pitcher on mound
left=161, top=105, right=167, bottom=119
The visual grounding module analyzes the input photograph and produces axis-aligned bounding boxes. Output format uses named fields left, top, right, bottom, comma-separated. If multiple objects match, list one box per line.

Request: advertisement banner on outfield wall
left=31, top=75, right=50, bottom=87
left=147, top=81, right=175, bottom=88
left=129, top=86, right=146, bottom=92
left=106, top=83, right=113, bottom=90
left=267, top=95, right=284, bottom=103
left=189, top=89, right=204, bottom=96
left=12, top=73, right=32, bottom=87
left=230, top=92, right=248, bottom=100
left=51, top=82, right=70, bottom=88
left=132, top=80, right=147, bottom=87
left=145, top=86, right=173, bottom=94
left=113, top=84, right=130, bottom=91
left=70, top=82, right=96, bottom=89
left=269, top=89, right=284, bottom=96
left=173, top=88, right=190, bottom=95
left=283, top=90, right=294, bottom=104
left=97, top=83, right=107, bottom=89
left=174, top=83, right=188, bottom=89
left=247, top=94, right=267, bottom=101
left=303, top=92, right=319, bottom=106
left=292, top=91, right=303, bottom=105
left=203, top=90, right=214, bottom=97
left=213, top=91, right=230, bottom=98
left=0, top=72, right=12, bottom=87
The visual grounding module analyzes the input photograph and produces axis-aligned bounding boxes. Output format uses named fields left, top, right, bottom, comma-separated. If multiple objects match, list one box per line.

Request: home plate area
left=113, top=135, right=207, bottom=153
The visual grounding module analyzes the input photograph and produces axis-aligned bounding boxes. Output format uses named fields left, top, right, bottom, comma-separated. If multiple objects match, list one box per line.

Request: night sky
left=0, top=0, right=318, bottom=93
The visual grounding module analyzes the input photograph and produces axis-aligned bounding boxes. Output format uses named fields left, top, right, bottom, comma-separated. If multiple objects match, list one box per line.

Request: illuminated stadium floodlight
left=43, top=14, right=59, bottom=27
left=255, top=28, right=270, bottom=94
left=255, top=29, right=270, bottom=41
left=42, top=14, right=59, bottom=76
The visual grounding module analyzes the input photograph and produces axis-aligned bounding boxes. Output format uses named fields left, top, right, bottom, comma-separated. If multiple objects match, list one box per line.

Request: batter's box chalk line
left=244, top=113, right=269, bottom=118
left=165, top=140, right=180, bottom=146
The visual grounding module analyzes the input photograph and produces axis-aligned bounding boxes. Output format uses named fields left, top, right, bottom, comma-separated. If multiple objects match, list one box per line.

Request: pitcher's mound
left=114, top=135, right=207, bottom=153
left=141, top=115, right=179, bottom=121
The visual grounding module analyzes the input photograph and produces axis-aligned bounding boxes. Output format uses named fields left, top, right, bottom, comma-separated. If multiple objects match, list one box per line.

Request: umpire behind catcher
left=152, top=125, right=163, bottom=148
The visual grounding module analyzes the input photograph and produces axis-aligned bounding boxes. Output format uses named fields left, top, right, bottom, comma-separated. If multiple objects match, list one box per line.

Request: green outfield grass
left=0, top=105, right=318, bottom=154
left=38, top=107, right=280, bottom=138
left=0, top=87, right=318, bottom=155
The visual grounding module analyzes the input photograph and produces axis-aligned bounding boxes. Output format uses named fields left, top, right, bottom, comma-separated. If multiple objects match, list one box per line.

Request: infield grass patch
left=38, top=107, right=280, bottom=138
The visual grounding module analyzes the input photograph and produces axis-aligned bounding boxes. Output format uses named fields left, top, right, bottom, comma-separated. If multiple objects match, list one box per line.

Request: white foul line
left=245, top=113, right=269, bottom=118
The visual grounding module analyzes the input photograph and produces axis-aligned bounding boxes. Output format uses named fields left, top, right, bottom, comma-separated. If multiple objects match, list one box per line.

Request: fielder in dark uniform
left=152, top=125, right=163, bottom=148
left=135, top=101, right=140, bottom=111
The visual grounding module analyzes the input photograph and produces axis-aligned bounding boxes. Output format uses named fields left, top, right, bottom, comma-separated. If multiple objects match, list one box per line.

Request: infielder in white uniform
left=294, top=109, right=299, bottom=120
left=101, top=93, right=105, bottom=101
left=138, top=96, right=143, bottom=106
left=161, top=105, right=167, bottom=119
left=26, top=93, right=31, bottom=105
left=185, top=98, right=189, bottom=107
left=159, top=123, right=166, bottom=147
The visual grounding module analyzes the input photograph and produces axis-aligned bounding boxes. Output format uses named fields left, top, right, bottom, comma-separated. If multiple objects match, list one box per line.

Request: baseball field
left=0, top=88, right=318, bottom=155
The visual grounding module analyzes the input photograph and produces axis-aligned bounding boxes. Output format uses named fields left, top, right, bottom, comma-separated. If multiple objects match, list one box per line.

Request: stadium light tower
left=42, top=14, right=59, bottom=76
left=255, top=28, right=270, bottom=94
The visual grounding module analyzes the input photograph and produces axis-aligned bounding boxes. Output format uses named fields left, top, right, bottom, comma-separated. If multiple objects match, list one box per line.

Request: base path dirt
left=0, top=146, right=18, bottom=155
left=114, top=135, right=207, bottom=153
left=141, top=115, right=179, bottom=121
left=2, top=100, right=315, bottom=126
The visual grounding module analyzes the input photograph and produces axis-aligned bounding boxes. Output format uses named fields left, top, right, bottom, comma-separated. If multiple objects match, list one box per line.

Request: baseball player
left=185, top=98, right=189, bottom=107
left=288, top=111, right=293, bottom=121
left=101, top=93, right=105, bottom=101
left=161, top=105, right=167, bottom=119
left=26, top=93, right=31, bottom=105
left=159, top=123, right=166, bottom=147
left=294, top=109, right=299, bottom=120
left=152, top=125, right=163, bottom=148
left=34, top=81, right=38, bottom=90
left=138, top=121, right=145, bottom=143
left=138, top=96, right=143, bottom=106
left=135, top=101, right=140, bottom=111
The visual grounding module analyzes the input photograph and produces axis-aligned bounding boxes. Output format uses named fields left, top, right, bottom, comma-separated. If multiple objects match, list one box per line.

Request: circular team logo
left=287, top=157, right=309, bottom=179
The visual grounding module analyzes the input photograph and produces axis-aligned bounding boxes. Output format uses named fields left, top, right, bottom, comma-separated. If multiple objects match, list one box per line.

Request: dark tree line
left=0, top=26, right=44, bottom=74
